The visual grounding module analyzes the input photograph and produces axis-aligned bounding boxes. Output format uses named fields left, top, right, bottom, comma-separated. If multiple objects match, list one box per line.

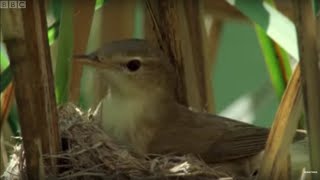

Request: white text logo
left=0, top=1, right=26, bottom=9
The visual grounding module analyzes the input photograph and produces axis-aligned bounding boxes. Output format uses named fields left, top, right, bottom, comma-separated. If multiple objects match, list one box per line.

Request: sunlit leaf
left=225, top=0, right=299, bottom=60
left=95, top=0, right=106, bottom=10
left=0, top=43, right=12, bottom=93
left=0, top=42, right=9, bottom=70
left=48, top=21, right=60, bottom=45
left=255, top=26, right=286, bottom=99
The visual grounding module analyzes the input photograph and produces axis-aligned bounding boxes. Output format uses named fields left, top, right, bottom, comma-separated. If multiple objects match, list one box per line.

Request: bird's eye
left=126, top=59, right=141, bottom=72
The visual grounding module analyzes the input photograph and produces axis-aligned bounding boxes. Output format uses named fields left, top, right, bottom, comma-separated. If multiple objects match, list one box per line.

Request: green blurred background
left=214, top=21, right=277, bottom=127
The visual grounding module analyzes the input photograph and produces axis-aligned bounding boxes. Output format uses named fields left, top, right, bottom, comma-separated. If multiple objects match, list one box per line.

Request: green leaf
left=8, top=104, right=20, bottom=136
left=255, top=26, right=286, bottom=99
left=0, top=43, right=12, bottom=93
left=0, top=42, right=10, bottom=70
left=133, top=0, right=144, bottom=38
left=95, top=0, right=106, bottom=10
left=55, top=0, right=74, bottom=104
left=314, top=0, right=319, bottom=14
left=0, top=67, right=12, bottom=93
left=48, top=21, right=60, bottom=45
left=225, top=0, right=299, bottom=60
left=46, top=0, right=108, bottom=45
left=254, top=0, right=292, bottom=100
left=50, top=0, right=62, bottom=20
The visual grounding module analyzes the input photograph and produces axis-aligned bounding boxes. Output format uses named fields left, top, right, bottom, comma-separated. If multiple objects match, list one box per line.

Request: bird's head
left=75, top=39, right=177, bottom=99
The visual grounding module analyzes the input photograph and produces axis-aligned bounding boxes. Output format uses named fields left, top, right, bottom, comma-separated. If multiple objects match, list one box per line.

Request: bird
left=75, top=39, right=305, bottom=177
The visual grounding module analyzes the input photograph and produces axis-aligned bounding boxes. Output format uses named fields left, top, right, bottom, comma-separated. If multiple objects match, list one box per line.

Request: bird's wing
left=200, top=116, right=269, bottom=163
left=148, top=105, right=269, bottom=163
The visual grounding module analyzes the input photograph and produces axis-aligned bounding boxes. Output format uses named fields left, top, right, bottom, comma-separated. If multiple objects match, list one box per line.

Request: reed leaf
left=0, top=43, right=9, bottom=70
left=0, top=43, right=11, bottom=93
left=314, top=0, right=319, bottom=14
left=225, top=0, right=299, bottom=60
left=48, top=21, right=60, bottom=45
left=255, top=26, right=286, bottom=99
left=54, top=0, right=74, bottom=104
left=95, top=0, right=108, bottom=10
left=254, top=0, right=292, bottom=100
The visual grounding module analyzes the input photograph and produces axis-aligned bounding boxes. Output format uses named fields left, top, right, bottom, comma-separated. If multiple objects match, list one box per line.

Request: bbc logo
left=0, top=1, right=26, bottom=8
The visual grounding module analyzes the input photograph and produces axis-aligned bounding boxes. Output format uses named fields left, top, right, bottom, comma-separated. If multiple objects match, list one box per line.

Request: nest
left=2, top=103, right=249, bottom=180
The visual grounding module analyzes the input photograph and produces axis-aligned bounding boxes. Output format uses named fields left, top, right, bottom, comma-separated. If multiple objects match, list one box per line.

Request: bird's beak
left=73, top=54, right=104, bottom=68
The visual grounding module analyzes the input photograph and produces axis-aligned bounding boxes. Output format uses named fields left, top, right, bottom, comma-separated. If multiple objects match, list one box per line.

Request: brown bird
left=76, top=39, right=303, bottom=177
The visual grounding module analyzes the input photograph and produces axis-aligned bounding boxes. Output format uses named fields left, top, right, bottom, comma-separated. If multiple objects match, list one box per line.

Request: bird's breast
left=100, top=94, right=157, bottom=154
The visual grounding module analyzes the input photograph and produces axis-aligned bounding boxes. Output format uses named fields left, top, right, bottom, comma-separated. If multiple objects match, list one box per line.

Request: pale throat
left=99, top=85, right=159, bottom=152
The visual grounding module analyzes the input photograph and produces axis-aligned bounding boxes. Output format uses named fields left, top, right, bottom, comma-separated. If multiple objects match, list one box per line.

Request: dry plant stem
left=1, top=0, right=60, bottom=178
left=0, top=83, right=14, bottom=130
left=99, top=0, right=137, bottom=42
left=146, top=0, right=190, bottom=106
left=200, top=6, right=224, bottom=113
left=293, top=0, right=320, bottom=177
left=274, top=0, right=295, bottom=21
left=278, top=156, right=291, bottom=180
left=146, top=0, right=209, bottom=111
left=258, top=65, right=303, bottom=180
left=145, top=1, right=184, bottom=105
left=184, top=0, right=215, bottom=112
left=0, top=133, right=9, bottom=172
left=69, top=0, right=95, bottom=103
left=273, top=43, right=291, bottom=83
left=207, top=19, right=223, bottom=111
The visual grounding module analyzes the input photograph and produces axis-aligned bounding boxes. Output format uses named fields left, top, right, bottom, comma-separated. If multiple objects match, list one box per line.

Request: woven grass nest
left=3, top=103, right=251, bottom=180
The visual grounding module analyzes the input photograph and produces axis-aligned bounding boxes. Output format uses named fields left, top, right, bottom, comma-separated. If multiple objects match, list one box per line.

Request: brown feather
left=148, top=103, right=269, bottom=163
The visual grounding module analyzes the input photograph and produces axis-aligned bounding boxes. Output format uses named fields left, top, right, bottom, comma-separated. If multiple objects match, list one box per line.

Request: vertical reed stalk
left=1, top=0, right=60, bottom=178
left=69, top=0, right=95, bottom=103
left=293, top=0, right=320, bottom=178
left=146, top=0, right=210, bottom=111
left=258, top=65, right=303, bottom=179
